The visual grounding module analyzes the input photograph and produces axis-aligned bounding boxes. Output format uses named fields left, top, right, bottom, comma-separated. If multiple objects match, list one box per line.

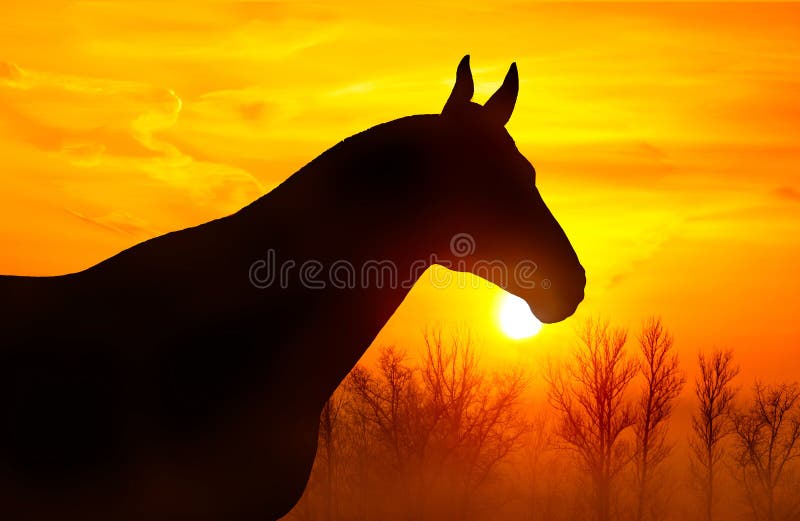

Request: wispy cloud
left=772, top=186, right=800, bottom=202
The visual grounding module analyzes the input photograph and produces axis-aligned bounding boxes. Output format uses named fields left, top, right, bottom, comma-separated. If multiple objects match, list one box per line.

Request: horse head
left=432, top=55, right=585, bottom=323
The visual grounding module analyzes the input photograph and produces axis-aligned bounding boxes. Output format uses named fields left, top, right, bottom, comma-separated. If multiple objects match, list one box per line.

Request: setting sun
left=498, top=293, right=542, bottom=340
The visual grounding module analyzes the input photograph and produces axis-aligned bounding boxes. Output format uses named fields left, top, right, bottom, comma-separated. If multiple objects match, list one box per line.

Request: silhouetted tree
left=546, top=318, right=638, bottom=521
left=633, top=318, right=685, bottom=521
left=319, top=391, right=347, bottom=521
left=516, top=409, right=562, bottom=521
left=689, top=349, right=739, bottom=521
left=287, top=387, right=356, bottom=521
left=347, top=346, right=424, bottom=465
left=341, top=330, right=526, bottom=520
left=420, top=328, right=526, bottom=517
left=344, top=347, right=428, bottom=519
left=732, top=382, right=800, bottom=521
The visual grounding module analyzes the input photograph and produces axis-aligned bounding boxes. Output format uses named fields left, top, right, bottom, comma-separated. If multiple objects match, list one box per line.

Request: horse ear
left=484, top=63, right=518, bottom=126
left=442, top=55, right=474, bottom=114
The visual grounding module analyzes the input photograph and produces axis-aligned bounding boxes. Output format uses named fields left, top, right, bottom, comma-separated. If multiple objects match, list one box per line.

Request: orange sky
left=1, top=2, right=799, bottom=386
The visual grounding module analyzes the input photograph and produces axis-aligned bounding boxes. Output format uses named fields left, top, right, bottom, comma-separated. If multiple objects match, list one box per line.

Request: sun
left=498, top=293, right=543, bottom=340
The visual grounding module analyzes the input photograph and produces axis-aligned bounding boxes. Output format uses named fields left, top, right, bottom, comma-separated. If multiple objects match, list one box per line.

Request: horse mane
left=236, top=113, right=441, bottom=221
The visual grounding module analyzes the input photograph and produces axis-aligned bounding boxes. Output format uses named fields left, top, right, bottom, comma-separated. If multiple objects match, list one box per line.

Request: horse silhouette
left=0, top=56, right=584, bottom=521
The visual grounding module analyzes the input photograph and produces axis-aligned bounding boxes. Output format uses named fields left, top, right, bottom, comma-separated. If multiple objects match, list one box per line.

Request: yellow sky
left=1, top=2, right=799, bottom=382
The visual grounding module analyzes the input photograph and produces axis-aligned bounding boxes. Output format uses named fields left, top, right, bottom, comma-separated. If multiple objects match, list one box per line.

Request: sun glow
left=498, top=293, right=542, bottom=340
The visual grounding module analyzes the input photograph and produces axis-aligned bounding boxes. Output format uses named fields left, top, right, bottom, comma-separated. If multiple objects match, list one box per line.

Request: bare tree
left=633, top=318, right=686, bottom=521
left=517, top=409, right=559, bottom=521
left=287, top=388, right=354, bottom=521
left=420, top=328, right=526, bottom=496
left=318, top=391, right=347, bottom=521
left=417, top=328, right=526, bottom=519
left=732, top=382, right=800, bottom=521
left=344, top=347, right=428, bottom=520
left=689, top=349, right=739, bottom=521
left=346, top=346, right=423, bottom=466
left=343, top=330, right=526, bottom=520
left=546, top=318, right=638, bottom=521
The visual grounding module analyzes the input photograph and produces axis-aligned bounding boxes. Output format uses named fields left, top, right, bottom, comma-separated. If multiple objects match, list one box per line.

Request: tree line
left=283, top=318, right=800, bottom=521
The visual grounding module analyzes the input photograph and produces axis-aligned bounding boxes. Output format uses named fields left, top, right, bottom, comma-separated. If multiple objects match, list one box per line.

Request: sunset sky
left=1, top=2, right=799, bottom=387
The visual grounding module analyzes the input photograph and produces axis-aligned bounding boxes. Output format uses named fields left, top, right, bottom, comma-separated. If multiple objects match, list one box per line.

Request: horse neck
left=236, top=115, right=444, bottom=271
left=225, top=118, right=448, bottom=393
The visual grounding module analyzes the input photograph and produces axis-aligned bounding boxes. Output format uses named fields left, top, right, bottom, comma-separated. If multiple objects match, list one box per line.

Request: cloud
left=0, top=61, right=23, bottom=84
left=0, top=61, right=161, bottom=97
left=0, top=62, right=266, bottom=215
left=65, top=208, right=157, bottom=237
left=772, top=186, right=800, bottom=202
